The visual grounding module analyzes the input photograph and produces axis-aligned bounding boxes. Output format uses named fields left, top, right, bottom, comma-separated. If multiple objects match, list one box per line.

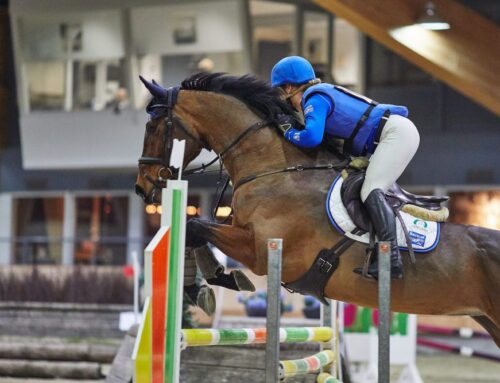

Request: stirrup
left=353, top=248, right=376, bottom=280
left=353, top=225, right=377, bottom=280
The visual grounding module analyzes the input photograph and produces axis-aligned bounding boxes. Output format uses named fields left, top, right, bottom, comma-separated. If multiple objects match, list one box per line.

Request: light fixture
left=186, top=205, right=198, bottom=216
left=215, top=206, right=232, bottom=217
left=416, top=2, right=450, bottom=30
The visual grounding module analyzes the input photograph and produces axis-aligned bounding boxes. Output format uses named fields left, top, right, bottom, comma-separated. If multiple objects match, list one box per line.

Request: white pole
left=132, top=250, right=140, bottom=324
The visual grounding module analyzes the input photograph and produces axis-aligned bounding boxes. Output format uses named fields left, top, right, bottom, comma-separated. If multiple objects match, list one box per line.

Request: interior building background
left=0, top=0, right=498, bottom=274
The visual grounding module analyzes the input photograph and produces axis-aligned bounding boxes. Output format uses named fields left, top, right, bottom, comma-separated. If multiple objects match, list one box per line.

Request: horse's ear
left=139, top=75, right=168, bottom=98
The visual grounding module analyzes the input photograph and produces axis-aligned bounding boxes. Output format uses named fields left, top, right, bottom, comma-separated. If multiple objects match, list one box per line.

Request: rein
left=139, top=85, right=348, bottom=215
left=232, top=161, right=349, bottom=192
left=138, top=85, right=275, bottom=199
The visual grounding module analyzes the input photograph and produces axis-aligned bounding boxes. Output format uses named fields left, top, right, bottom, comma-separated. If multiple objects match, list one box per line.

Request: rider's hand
left=275, top=113, right=295, bottom=136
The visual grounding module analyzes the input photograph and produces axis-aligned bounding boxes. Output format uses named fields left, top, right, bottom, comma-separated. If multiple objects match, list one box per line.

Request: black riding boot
left=355, top=189, right=403, bottom=280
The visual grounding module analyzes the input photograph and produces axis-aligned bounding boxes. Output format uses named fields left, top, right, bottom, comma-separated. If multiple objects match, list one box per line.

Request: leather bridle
left=139, top=86, right=183, bottom=174
left=138, top=86, right=273, bottom=202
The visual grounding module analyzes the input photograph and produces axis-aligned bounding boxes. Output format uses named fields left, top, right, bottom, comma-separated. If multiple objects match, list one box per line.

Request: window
left=14, top=197, right=64, bottom=264
left=72, top=59, right=128, bottom=112
left=19, top=11, right=126, bottom=112
left=250, top=1, right=295, bottom=79
left=74, top=196, right=129, bottom=265
left=303, top=11, right=330, bottom=80
left=366, top=39, right=432, bottom=87
left=25, top=61, right=65, bottom=111
left=448, top=191, right=500, bottom=230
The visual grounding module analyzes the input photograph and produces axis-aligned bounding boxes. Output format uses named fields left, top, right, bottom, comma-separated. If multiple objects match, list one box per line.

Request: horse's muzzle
left=135, top=183, right=162, bottom=205
left=135, top=184, right=149, bottom=203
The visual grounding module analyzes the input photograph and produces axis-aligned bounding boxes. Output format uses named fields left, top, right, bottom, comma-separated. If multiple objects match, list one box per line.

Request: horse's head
left=135, top=76, right=204, bottom=204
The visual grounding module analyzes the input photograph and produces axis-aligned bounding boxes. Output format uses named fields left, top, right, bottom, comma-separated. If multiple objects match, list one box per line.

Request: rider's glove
left=275, top=113, right=295, bottom=136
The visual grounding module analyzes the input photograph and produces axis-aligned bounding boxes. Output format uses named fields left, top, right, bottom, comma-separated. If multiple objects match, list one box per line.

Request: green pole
left=163, top=181, right=188, bottom=383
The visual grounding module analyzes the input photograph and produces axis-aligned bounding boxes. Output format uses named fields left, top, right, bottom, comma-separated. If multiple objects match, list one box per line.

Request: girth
left=282, top=230, right=360, bottom=305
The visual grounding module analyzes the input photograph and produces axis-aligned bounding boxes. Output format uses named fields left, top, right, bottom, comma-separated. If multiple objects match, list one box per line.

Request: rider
left=271, top=56, right=420, bottom=280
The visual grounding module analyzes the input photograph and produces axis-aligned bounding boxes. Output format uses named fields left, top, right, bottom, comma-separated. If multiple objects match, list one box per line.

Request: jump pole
left=163, top=180, right=188, bottom=383
left=417, top=338, right=500, bottom=363
left=132, top=177, right=187, bottom=383
left=378, top=241, right=391, bottom=383
left=181, top=327, right=334, bottom=347
left=321, top=297, right=341, bottom=380
left=266, top=238, right=283, bottom=383
left=163, top=140, right=188, bottom=383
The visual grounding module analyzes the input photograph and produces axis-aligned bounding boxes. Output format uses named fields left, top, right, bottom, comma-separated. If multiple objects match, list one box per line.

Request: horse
left=135, top=73, right=500, bottom=347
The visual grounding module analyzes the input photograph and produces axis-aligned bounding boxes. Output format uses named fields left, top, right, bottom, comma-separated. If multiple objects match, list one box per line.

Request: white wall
left=20, top=110, right=216, bottom=170
left=131, top=1, right=243, bottom=56
left=20, top=111, right=143, bottom=169
left=21, top=11, right=124, bottom=61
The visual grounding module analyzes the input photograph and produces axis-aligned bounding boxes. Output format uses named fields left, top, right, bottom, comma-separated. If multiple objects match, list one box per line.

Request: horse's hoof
left=196, top=285, right=216, bottom=316
left=231, top=270, right=256, bottom=292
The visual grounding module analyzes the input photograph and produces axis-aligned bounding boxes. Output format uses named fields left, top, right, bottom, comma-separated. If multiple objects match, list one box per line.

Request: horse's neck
left=183, top=92, right=337, bottom=184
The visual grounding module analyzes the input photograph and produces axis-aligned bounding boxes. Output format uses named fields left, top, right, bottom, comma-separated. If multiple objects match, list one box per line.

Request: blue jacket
left=284, top=83, right=409, bottom=156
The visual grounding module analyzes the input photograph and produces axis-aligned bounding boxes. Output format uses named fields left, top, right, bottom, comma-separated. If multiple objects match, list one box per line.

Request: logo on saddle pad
left=408, top=231, right=426, bottom=247
left=412, top=219, right=428, bottom=230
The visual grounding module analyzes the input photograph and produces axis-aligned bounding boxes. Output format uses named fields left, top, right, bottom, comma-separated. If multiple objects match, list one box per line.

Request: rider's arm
left=284, top=94, right=332, bottom=148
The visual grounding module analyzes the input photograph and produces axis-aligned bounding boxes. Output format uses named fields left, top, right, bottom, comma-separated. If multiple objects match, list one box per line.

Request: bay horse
left=135, top=73, right=500, bottom=347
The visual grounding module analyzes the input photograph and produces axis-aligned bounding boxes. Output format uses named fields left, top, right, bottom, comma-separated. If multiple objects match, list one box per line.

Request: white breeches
left=360, top=114, right=420, bottom=202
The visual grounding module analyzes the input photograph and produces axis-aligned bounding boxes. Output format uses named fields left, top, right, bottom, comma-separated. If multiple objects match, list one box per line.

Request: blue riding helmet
left=271, top=56, right=316, bottom=87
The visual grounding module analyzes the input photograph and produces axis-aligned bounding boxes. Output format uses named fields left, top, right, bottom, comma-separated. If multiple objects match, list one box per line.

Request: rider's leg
left=360, top=115, right=420, bottom=279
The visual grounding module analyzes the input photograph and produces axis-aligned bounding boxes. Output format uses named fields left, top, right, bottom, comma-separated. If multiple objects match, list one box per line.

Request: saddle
left=282, top=167, right=449, bottom=304
left=341, top=169, right=448, bottom=233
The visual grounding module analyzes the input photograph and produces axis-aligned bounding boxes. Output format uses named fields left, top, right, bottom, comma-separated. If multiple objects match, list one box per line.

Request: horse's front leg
left=187, top=218, right=257, bottom=268
left=186, top=218, right=256, bottom=291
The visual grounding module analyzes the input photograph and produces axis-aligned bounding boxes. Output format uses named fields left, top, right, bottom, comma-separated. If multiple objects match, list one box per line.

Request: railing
left=0, top=236, right=151, bottom=265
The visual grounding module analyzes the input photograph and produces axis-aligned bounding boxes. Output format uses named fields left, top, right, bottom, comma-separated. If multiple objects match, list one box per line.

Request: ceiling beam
left=313, top=0, right=500, bottom=116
